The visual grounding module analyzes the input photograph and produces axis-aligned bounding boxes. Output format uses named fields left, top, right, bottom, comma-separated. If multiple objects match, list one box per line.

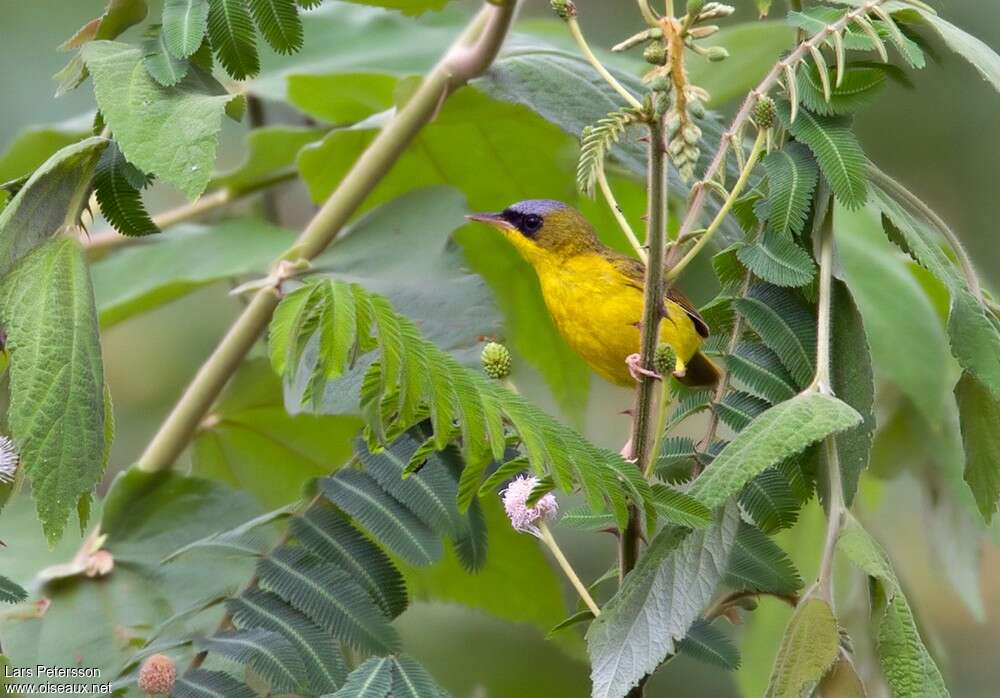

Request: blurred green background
left=1, top=1, right=997, bottom=696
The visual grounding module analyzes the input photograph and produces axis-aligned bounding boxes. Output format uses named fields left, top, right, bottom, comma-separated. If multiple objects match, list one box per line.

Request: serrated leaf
left=143, top=26, right=191, bottom=86
left=678, top=619, right=741, bottom=670
left=764, top=598, right=840, bottom=698
left=93, top=143, right=159, bottom=237
left=196, top=629, right=306, bottom=694
left=163, top=0, right=210, bottom=58
left=0, top=576, right=27, bottom=604
left=689, top=392, right=861, bottom=510
left=739, top=469, right=800, bottom=534
left=0, top=239, right=107, bottom=544
left=82, top=40, right=240, bottom=199
left=777, top=101, right=867, bottom=209
left=559, top=506, right=616, bottom=532
left=948, top=289, right=1000, bottom=403
left=651, top=484, right=713, bottom=529
left=207, top=0, right=260, bottom=79
left=738, top=232, right=816, bottom=288
left=228, top=589, right=347, bottom=693
left=322, top=470, right=442, bottom=566
left=761, top=142, right=819, bottom=237
left=734, top=284, right=816, bottom=388
left=257, top=546, right=400, bottom=653
left=724, top=521, right=802, bottom=595
left=798, top=63, right=887, bottom=116
left=954, top=372, right=1000, bottom=522
left=174, top=669, right=256, bottom=698
left=249, top=0, right=303, bottom=54
left=587, top=505, right=739, bottom=698
left=727, top=342, right=797, bottom=404
left=332, top=657, right=393, bottom=698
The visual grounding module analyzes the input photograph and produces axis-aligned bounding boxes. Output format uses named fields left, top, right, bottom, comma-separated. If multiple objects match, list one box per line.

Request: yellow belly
left=535, top=254, right=702, bottom=386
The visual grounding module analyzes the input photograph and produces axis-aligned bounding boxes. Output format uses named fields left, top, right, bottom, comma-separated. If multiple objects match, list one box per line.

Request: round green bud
left=704, top=45, right=729, bottom=62
left=643, top=42, right=668, bottom=66
left=753, top=96, right=777, bottom=130
left=550, top=0, right=576, bottom=20
left=653, top=344, right=677, bottom=377
left=648, top=75, right=672, bottom=94
left=481, top=342, right=512, bottom=380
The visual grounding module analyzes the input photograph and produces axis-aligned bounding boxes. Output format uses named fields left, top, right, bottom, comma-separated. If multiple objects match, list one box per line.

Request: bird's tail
left=678, top=351, right=721, bottom=388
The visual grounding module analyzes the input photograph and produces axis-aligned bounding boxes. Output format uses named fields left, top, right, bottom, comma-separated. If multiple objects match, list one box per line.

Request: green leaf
left=954, top=372, right=1000, bottom=522
left=288, top=73, right=399, bottom=124
left=587, top=506, right=740, bottom=698
left=210, top=125, right=324, bottom=193
left=228, top=589, right=347, bottom=693
left=257, top=546, right=401, bottom=653
left=389, top=655, right=450, bottom=698
left=716, top=391, right=770, bottom=432
left=739, top=469, right=800, bottom=534
left=331, top=657, right=393, bottom=698
left=797, top=63, right=887, bottom=116
left=829, top=280, right=875, bottom=506
left=559, top=506, right=616, bottom=532
left=919, top=10, right=1000, bottom=93
left=650, top=484, right=713, bottom=529
left=163, top=505, right=290, bottom=561
left=207, top=0, right=260, bottom=79
left=163, top=0, right=210, bottom=58
left=322, top=470, right=442, bottom=566
left=0, top=239, right=107, bottom=544
left=174, top=669, right=256, bottom=698
left=738, top=232, right=816, bottom=288
left=724, top=522, right=803, bottom=595
left=764, top=598, right=840, bottom=698
left=761, top=142, right=819, bottom=237
left=248, top=0, right=303, bottom=54
left=143, top=26, right=191, bottom=86
left=92, top=219, right=294, bottom=326
left=0, top=115, right=92, bottom=184
left=0, top=576, right=27, bottom=604
left=734, top=284, right=816, bottom=388
left=948, top=289, right=1000, bottom=403
left=195, top=629, right=306, bottom=694
left=82, top=40, right=242, bottom=199
left=677, top=619, right=741, bottom=671
left=290, top=502, right=407, bottom=618
left=777, top=102, right=867, bottom=209
left=835, top=204, right=950, bottom=424
left=0, top=137, right=106, bottom=279
left=726, top=342, right=797, bottom=405
left=338, top=0, right=451, bottom=15
left=93, top=143, right=159, bottom=238
left=689, top=392, right=861, bottom=510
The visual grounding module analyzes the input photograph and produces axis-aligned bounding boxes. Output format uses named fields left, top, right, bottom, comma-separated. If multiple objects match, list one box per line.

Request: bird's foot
left=626, top=353, right=661, bottom=382
left=620, top=438, right=637, bottom=462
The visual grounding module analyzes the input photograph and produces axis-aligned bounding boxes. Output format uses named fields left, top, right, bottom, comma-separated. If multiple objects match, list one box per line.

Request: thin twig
left=566, top=16, right=644, bottom=111
left=538, top=521, right=602, bottom=617
left=597, top=166, right=647, bottom=262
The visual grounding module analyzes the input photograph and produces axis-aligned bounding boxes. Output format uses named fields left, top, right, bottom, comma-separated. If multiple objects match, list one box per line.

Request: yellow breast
left=529, top=251, right=703, bottom=386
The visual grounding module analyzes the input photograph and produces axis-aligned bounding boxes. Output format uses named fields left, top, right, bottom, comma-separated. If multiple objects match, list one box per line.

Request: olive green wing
left=610, top=254, right=710, bottom=338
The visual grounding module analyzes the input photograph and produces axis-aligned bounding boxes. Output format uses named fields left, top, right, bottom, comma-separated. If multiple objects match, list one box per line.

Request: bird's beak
left=465, top=212, right=513, bottom=230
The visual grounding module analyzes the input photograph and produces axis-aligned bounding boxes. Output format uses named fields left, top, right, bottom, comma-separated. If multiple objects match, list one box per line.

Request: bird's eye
left=522, top=214, right=543, bottom=236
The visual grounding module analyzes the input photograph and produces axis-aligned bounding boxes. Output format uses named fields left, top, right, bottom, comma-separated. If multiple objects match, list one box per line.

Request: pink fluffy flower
left=502, top=475, right=559, bottom=536
left=138, top=654, right=176, bottom=695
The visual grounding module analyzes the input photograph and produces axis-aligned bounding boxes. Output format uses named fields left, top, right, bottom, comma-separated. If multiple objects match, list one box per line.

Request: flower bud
left=550, top=0, right=576, bottom=20
left=704, top=45, right=729, bottom=62
left=647, top=75, right=672, bottom=93
left=481, top=342, right=512, bottom=380
left=753, top=96, right=777, bottom=130
left=688, top=25, right=719, bottom=39
left=643, top=42, right=668, bottom=66
left=653, top=344, right=677, bottom=377
left=682, top=124, right=702, bottom=145
left=138, top=654, right=176, bottom=696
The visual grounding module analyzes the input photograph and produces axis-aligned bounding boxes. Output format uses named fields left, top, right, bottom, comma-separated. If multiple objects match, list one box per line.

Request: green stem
left=566, top=16, right=644, bottom=111
left=643, top=377, right=671, bottom=479
left=135, top=0, right=518, bottom=473
left=538, top=521, right=602, bottom=617
left=666, top=128, right=766, bottom=280
left=598, top=166, right=647, bottom=262
left=636, top=0, right=659, bottom=26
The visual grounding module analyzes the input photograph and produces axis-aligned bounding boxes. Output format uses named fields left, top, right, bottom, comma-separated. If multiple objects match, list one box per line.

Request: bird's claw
left=626, top=353, right=661, bottom=382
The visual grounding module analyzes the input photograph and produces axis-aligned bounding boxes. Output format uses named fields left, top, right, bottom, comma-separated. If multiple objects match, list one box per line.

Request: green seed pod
left=653, top=344, right=677, bottom=377
left=481, top=341, right=513, bottom=380
left=753, top=95, right=777, bottom=129
left=704, top=45, right=729, bottom=62
left=643, top=42, right=668, bottom=66
left=550, top=0, right=576, bottom=20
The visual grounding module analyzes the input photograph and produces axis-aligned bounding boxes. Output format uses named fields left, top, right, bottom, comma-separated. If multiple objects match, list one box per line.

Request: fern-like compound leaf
left=207, top=0, right=259, bottom=80
left=163, top=0, right=210, bottom=58
left=734, top=284, right=817, bottom=388
left=650, top=484, right=713, bottom=529
left=322, top=470, right=442, bottom=566
left=726, top=342, right=798, bottom=405
left=760, top=142, right=819, bottom=238
left=195, top=629, right=307, bottom=694
left=173, top=669, right=256, bottom=698
left=797, top=63, right=887, bottom=116
left=331, top=657, right=394, bottom=698
left=716, top=390, right=770, bottom=432
left=390, top=655, right=451, bottom=698
left=0, top=575, right=28, bottom=604
left=677, top=619, right=741, bottom=671
left=739, top=468, right=800, bottom=533
left=576, top=107, right=642, bottom=197
left=723, top=522, right=803, bottom=596
left=777, top=101, right=868, bottom=209
left=143, top=26, right=191, bottom=86
left=290, top=502, right=407, bottom=618
left=227, top=589, right=348, bottom=693
left=257, top=546, right=401, bottom=654
left=248, top=0, right=303, bottom=54
left=738, top=232, right=816, bottom=288
left=93, top=145, right=159, bottom=238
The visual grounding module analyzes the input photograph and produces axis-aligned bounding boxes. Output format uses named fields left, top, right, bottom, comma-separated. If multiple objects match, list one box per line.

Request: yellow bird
left=468, top=199, right=719, bottom=388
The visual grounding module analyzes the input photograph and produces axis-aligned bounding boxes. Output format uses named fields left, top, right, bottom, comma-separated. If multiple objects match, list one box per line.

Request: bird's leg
left=626, top=353, right=661, bottom=382
left=619, top=437, right=636, bottom=462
